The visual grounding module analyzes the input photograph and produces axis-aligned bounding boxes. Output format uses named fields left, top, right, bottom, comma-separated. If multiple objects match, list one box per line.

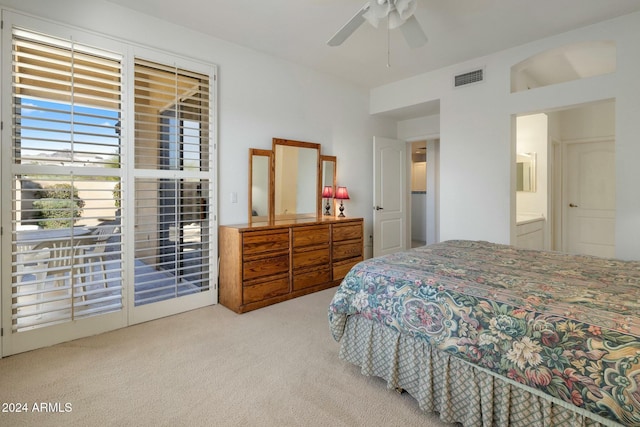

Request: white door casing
left=564, top=139, right=615, bottom=257
left=373, top=137, right=407, bottom=257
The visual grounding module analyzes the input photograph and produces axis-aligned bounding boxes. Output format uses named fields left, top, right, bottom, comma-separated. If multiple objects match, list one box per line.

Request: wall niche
left=511, top=41, right=616, bottom=93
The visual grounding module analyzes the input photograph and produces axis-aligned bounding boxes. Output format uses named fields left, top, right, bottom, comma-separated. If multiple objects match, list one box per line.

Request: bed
left=328, top=240, right=640, bottom=427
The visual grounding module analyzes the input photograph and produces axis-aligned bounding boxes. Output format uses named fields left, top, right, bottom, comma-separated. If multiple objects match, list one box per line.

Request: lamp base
left=338, top=202, right=345, bottom=217
left=324, top=200, right=331, bottom=215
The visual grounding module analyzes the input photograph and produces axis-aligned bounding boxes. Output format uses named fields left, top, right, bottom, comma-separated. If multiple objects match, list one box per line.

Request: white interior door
left=565, top=140, right=615, bottom=257
left=373, top=137, right=407, bottom=257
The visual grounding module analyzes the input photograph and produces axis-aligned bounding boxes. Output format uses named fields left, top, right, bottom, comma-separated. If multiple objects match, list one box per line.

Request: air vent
left=454, top=68, right=484, bottom=87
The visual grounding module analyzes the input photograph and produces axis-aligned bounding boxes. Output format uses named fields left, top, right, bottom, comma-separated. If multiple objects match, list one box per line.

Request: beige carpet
left=0, top=288, right=454, bottom=427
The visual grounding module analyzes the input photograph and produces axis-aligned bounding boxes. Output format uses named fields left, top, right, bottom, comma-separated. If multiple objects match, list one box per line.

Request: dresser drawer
left=243, top=230, right=289, bottom=255
left=333, top=241, right=362, bottom=261
left=243, top=276, right=289, bottom=304
left=293, top=266, right=331, bottom=291
left=293, top=225, right=330, bottom=247
left=332, top=222, right=362, bottom=242
left=243, top=253, right=289, bottom=281
left=333, top=257, right=362, bottom=281
left=293, top=247, right=330, bottom=270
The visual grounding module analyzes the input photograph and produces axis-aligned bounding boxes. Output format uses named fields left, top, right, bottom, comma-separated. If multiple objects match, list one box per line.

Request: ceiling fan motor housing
left=366, top=0, right=418, bottom=29
left=327, top=0, right=426, bottom=48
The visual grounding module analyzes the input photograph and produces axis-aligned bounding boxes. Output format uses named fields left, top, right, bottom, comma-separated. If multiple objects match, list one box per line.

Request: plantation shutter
left=133, top=58, right=212, bottom=306
left=12, top=29, right=122, bottom=166
left=10, top=29, right=123, bottom=332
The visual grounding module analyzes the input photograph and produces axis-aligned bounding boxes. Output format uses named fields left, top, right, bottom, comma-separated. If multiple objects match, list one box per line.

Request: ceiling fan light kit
left=364, top=0, right=417, bottom=29
left=327, top=0, right=427, bottom=48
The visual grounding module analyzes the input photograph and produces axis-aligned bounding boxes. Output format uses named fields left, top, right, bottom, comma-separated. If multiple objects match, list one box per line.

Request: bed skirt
left=339, top=315, right=621, bottom=427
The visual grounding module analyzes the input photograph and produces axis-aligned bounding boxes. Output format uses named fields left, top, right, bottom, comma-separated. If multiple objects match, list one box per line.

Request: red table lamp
left=322, top=186, right=333, bottom=215
left=334, top=186, right=350, bottom=217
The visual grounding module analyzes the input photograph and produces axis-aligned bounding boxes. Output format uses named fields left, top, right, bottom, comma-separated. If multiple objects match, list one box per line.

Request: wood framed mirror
left=248, top=138, right=337, bottom=223
left=248, top=148, right=272, bottom=223
left=271, top=138, right=321, bottom=220
left=320, top=155, right=336, bottom=216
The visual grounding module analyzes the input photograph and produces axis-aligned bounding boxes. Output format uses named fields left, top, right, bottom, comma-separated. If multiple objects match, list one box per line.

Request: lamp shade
left=335, top=186, right=350, bottom=200
left=322, top=186, right=333, bottom=198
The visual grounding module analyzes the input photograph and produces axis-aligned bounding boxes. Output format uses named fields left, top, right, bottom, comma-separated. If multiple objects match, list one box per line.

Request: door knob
left=569, top=203, right=578, bottom=207
left=374, top=206, right=384, bottom=211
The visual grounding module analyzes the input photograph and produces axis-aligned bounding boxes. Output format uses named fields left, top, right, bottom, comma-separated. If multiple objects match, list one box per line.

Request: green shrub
left=33, top=198, right=82, bottom=229
left=43, top=184, right=85, bottom=209
left=113, top=182, right=121, bottom=208
left=31, top=183, right=85, bottom=229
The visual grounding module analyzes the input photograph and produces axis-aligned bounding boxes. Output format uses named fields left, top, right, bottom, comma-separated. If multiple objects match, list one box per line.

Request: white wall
left=398, top=114, right=440, bottom=141
left=374, top=11, right=640, bottom=260
left=0, top=0, right=396, bottom=248
left=557, top=101, right=616, bottom=140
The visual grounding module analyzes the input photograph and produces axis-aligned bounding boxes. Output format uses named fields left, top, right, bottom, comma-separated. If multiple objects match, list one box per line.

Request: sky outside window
left=16, top=97, right=120, bottom=166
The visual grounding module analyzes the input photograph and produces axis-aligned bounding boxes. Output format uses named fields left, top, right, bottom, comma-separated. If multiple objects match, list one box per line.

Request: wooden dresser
left=219, top=217, right=363, bottom=313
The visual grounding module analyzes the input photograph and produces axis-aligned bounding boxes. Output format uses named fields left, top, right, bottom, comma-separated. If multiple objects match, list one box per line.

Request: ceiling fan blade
left=400, top=15, right=428, bottom=48
left=327, top=3, right=370, bottom=47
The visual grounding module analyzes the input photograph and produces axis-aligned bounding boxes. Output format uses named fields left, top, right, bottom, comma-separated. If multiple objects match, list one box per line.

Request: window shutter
left=13, top=29, right=122, bottom=167
left=11, top=29, right=123, bottom=332
left=133, top=58, right=212, bottom=306
left=134, top=58, right=210, bottom=171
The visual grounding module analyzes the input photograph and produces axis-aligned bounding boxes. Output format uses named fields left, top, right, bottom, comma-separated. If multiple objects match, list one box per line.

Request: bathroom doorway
left=516, top=99, right=615, bottom=256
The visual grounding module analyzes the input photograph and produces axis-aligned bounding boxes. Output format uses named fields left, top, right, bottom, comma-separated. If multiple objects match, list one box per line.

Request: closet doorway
left=409, top=138, right=439, bottom=248
left=410, top=140, right=427, bottom=247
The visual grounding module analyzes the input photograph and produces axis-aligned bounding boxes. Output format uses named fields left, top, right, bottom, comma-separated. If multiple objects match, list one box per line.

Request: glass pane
left=14, top=98, right=121, bottom=167
left=10, top=29, right=123, bottom=332
left=133, top=58, right=212, bottom=307
left=11, top=175, right=122, bottom=332
left=134, top=178, right=210, bottom=306
left=134, top=60, right=209, bottom=171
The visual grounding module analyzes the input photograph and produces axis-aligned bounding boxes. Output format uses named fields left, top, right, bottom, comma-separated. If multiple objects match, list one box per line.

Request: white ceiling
left=106, top=0, right=640, bottom=91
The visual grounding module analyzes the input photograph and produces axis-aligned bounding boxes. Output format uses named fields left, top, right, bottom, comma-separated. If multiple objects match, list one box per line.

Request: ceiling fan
left=327, top=0, right=428, bottom=48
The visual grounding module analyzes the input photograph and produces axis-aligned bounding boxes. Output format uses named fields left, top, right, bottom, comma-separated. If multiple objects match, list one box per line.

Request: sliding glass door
left=2, top=26, right=126, bottom=355
left=130, top=57, right=215, bottom=323
left=1, top=13, right=217, bottom=356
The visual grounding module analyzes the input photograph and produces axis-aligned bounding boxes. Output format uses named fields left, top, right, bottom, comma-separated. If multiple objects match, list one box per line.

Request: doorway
left=410, top=140, right=427, bottom=247
left=516, top=99, right=615, bottom=256
left=409, top=138, right=440, bottom=247
left=373, top=136, right=440, bottom=256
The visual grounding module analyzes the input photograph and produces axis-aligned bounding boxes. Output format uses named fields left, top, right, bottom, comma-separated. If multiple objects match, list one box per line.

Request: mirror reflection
left=249, top=149, right=271, bottom=221
left=516, top=152, right=536, bottom=192
left=321, top=155, right=336, bottom=215
left=273, top=140, right=320, bottom=219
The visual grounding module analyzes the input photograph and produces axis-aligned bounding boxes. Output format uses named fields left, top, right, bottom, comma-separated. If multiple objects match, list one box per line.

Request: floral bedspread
left=328, top=240, right=640, bottom=426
